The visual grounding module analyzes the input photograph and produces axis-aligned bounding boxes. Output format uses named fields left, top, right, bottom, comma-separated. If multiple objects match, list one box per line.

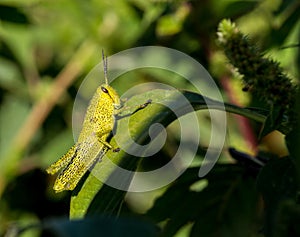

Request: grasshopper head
left=99, top=84, right=121, bottom=109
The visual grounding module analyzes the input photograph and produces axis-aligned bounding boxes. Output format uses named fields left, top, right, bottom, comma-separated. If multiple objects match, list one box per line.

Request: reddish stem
left=221, top=75, right=258, bottom=152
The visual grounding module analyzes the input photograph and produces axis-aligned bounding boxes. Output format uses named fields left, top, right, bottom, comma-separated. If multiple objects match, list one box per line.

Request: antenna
left=102, top=49, right=108, bottom=85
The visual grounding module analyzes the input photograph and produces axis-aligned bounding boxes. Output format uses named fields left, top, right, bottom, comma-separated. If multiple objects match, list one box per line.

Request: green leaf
left=156, top=15, right=182, bottom=36
left=146, top=165, right=261, bottom=237
left=286, top=88, right=300, bottom=173
left=270, top=2, right=300, bottom=46
left=259, top=107, right=286, bottom=138
left=0, top=5, right=30, bottom=24
left=40, top=130, right=75, bottom=167
left=257, top=157, right=299, bottom=237
left=274, top=200, right=300, bottom=237
left=223, top=1, right=258, bottom=18
left=0, top=58, right=25, bottom=94
left=0, top=96, right=30, bottom=178
left=70, top=89, right=267, bottom=219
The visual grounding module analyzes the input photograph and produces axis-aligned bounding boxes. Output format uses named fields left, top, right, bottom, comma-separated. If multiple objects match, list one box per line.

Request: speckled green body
left=46, top=84, right=121, bottom=192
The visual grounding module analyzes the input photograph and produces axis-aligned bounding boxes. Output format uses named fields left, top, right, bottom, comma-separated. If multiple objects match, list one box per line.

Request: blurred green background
left=0, top=0, right=299, bottom=236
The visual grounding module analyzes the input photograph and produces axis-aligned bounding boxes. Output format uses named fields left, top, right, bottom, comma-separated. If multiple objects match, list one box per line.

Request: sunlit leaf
left=70, top=89, right=267, bottom=219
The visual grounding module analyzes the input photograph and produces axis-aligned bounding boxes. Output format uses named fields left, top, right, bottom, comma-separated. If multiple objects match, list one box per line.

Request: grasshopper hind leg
left=53, top=146, right=108, bottom=192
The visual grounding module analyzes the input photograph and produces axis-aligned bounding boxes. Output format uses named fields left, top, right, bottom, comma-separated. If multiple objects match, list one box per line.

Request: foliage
left=0, top=0, right=299, bottom=237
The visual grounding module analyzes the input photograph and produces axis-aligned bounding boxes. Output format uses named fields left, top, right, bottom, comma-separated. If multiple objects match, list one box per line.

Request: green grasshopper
left=46, top=52, right=122, bottom=192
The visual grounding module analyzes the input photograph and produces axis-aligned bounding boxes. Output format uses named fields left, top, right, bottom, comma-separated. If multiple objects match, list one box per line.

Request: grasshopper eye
left=101, top=87, right=108, bottom=93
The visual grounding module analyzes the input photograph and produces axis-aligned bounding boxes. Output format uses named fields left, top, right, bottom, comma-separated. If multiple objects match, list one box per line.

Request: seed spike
left=102, top=49, right=108, bottom=85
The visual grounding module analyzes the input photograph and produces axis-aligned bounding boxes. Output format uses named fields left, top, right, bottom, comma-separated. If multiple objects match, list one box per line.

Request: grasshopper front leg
left=115, top=99, right=152, bottom=120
